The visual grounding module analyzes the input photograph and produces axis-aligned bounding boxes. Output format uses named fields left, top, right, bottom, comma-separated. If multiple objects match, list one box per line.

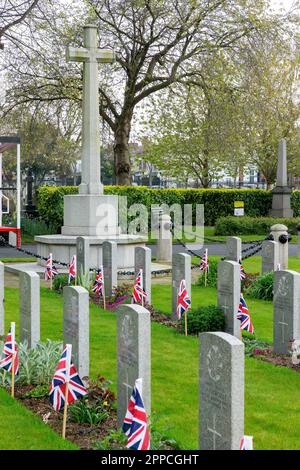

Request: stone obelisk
left=270, top=139, right=293, bottom=218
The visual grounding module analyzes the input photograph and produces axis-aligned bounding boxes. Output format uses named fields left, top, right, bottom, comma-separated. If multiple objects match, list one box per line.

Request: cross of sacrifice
left=66, top=25, right=115, bottom=196
left=123, top=369, right=133, bottom=405
left=207, top=414, right=222, bottom=450
left=278, top=311, right=288, bottom=344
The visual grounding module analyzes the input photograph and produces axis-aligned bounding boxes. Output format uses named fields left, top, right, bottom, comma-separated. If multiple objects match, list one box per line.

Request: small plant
left=197, top=258, right=218, bottom=288
left=243, top=337, right=272, bottom=357
left=69, top=399, right=109, bottom=426
left=180, top=305, right=225, bottom=336
left=53, top=273, right=69, bottom=291
left=23, top=384, right=50, bottom=399
left=245, top=272, right=274, bottom=300
left=94, top=429, right=127, bottom=450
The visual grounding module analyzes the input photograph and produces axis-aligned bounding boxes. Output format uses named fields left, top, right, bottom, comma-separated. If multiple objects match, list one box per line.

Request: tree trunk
left=114, top=113, right=132, bottom=186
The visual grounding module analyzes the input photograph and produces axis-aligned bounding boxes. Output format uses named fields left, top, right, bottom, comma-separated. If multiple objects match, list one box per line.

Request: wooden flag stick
left=11, top=322, right=15, bottom=398
left=204, top=268, right=207, bottom=287
left=62, top=382, right=69, bottom=439
left=184, top=311, right=188, bottom=337
left=62, top=344, right=72, bottom=439
left=102, top=285, right=106, bottom=310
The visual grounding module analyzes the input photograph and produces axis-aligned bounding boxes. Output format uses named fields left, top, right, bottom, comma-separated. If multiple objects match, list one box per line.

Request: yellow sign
left=234, top=201, right=244, bottom=208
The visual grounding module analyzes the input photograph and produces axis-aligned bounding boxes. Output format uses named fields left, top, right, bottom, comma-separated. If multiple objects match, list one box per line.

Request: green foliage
left=94, top=430, right=127, bottom=450
left=215, top=216, right=300, bottom=236
left=21, top=216, right=57, bottom=237
left=180, top=305, right=225, bottom=335
left=69, top=399, right=109, bottom=426
left=197, top=258, right=218, bottom=288
left=52, top=273, right=69, bottom=291
left=245, top=272, right=274, bottom=300
left=0, top=339, right=63, bottom=387
left=37, top=186, right=283, bottom=230
left=243, top=337, right=272, bottom=357
left=23, top=384, right=50, bottom=399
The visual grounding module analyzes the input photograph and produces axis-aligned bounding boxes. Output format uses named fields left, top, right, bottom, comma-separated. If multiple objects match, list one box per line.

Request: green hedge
left=37, top=186, right=300, bottom=231
left=215, top=216, right=300, bottom=235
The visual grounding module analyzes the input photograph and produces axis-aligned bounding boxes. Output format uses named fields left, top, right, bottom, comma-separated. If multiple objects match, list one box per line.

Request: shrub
left=21, top=216, right=57, bottom=237
left=37, top=186, right=279, bottom=230
left=52, top=273, right=69, bottom=291
left=0, top=339, right=63, bottom=387
left=245, top=272, right=274, bottom=300
left=215, top=216, right=300, bottom=236
left=197, top=258, right=218, bottom=288
left=180, top=305, right=225, bottom=335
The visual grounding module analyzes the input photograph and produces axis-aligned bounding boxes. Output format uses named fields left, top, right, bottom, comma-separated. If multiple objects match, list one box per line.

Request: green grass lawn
left=0, top=387, right=77, bottom=450
left=2, top=274, right=300, bottom=450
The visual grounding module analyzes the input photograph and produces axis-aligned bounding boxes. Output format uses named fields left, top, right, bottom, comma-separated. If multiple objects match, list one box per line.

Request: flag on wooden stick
left=122, top=378, right=150, bottom=450
left=68, top=255, right=77, bottom=285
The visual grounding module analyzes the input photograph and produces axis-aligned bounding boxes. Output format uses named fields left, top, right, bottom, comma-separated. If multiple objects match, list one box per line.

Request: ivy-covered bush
left=180, top=305, right=225, bottom=335
left=215, top=216, right=300, bottom=236
left=245, top=272, right=274, bottom=300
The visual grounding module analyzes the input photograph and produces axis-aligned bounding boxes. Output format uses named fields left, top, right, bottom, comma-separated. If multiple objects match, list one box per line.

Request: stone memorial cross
left=66, top=25, right=115, bottom=195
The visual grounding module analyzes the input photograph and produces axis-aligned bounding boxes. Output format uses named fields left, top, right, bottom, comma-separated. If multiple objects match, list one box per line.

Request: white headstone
left=103, top=241, right=117, bottom=297
left=135, top=246, right=151, bottom=304
left=19, top=271, right=40, bottom=348
left=172, top=253, right=191, bottom=321
left=226, top=237, right=242, bottom=262
left=63, top=286, right=89, bottom=377
left=217, top=260, right=240, bottom=338
left=117, top=304, right=151, bottom=427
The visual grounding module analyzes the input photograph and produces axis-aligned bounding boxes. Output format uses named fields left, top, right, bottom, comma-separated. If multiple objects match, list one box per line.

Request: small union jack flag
left=132, top=269, right=147, bottom=304
left=177, top=279, right=191, bottom=320
left=68, top=255, right=76, bottom=284
left=239, top=261, right=246, bottom=281
left=240, top=435, right=253, bottom=450
left=45, top=253, right=59, bottom=280
left=237, top=294, right=254, bottom=334
left=199, top=249, right=209, bottom=272
left=92, top=267, right=104, bottom=297
left=122, top=378, right=150, bottom=450
left=49, top=344, right=87, bottom=411
left=0, top=323, right=19, bottom=375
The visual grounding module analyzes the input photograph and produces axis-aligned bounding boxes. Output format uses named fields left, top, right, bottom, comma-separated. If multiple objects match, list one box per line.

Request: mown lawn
left=2, top=270, right=300, bottom=450
left=0, top=386, right=77, bottom=450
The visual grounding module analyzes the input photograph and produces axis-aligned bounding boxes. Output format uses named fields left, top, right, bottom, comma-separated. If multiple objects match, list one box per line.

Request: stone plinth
left=35, top=233, right=146, bottom=269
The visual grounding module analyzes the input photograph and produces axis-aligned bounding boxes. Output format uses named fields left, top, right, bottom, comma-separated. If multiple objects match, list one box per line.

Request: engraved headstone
left=199, top=332, right=244, bottom=450
left=76, top=236, right=90, bottom=278
left=273, top=270, right=300, bottom=354
left=117, top=304, right=150, bottom=426
left=261, top=240, right=279, bottom=274
left=135, top=246, right=151, bottom=304
left=63, top=286, right=89, bottom=377
left=217, top=260, right=240, bottom=338
left=0, top=262, right=4, bottom=336
left=19, top=271, right=40, bottom=348
left=172, top=253, right=191, bottom=321
left=226, top=237, right=242, bottom=262
left=103, top=241, right=117, bottom=297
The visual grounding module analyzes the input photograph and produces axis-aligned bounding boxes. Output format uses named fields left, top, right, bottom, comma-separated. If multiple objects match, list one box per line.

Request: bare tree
left=0, top=0, right=39, bottom=49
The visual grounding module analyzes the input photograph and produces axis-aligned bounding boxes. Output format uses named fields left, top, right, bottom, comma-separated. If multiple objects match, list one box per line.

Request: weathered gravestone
left=0, top=262, right=4, bottom=336
left=63, top=286, right=89, bottom=377
left=261, top=240, right=280, bottom=274
left=199, top=332, right=244, bottom=450
left=76, top=236, right=90, bottom=278
left=172, top=253, right=191, bottom=321
left=19, top=271, right=40, bottom=348
left=117, top=304, right=150, bottom=427
left=217, top=260, right=240, bottom=338
left=103, top=241, right=117, bottom=297
left=226, top=237, right=242, bottom=262
left=135, top=246, right=151, bottom=304
left=273, top=270, right=300, bottom=354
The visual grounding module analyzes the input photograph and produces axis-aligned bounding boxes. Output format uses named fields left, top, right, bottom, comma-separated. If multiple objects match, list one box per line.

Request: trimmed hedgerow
left=215, top=216, right=300, bottom=236
left=37, top=185, right=300, bottom=232
left=180, top=305, right=225, bottom=336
